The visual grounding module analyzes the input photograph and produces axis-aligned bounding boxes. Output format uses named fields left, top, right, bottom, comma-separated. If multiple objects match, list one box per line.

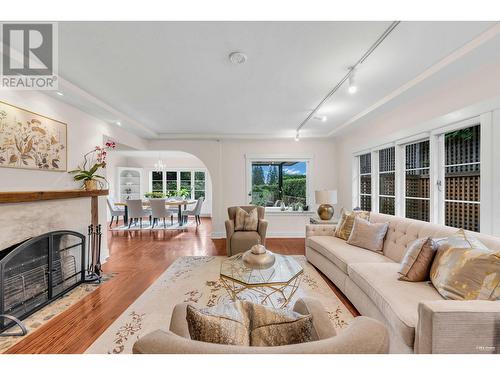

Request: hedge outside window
left=151, top=171, right=164, bottom=193
left=251, top=161, right=307, bottom=207
left=149, top=170, right=206, bottom=200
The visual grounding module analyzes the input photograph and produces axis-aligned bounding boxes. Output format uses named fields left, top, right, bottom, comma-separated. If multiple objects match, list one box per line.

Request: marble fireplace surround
left=0, top=190, right=108, bottom=256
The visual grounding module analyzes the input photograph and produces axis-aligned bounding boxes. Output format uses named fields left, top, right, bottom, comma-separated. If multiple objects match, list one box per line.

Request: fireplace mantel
left=0, top=189, right=108, bottom=204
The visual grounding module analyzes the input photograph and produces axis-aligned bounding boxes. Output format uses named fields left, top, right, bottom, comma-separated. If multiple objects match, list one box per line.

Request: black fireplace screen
left=0, top=230, right=86, bottom=333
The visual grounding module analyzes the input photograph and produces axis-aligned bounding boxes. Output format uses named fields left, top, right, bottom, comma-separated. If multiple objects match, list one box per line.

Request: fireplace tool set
left=86, top=224, right=103, bottom=283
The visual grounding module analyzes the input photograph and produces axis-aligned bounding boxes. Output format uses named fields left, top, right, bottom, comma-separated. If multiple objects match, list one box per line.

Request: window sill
left=264, top=209, right=315, bottom=216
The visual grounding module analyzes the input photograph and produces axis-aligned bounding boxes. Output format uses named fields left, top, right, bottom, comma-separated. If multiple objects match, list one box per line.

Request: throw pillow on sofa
left=347, top=217, right=389, bottom=252
left=430, top=229, right=500, bottom=301
left=335, top=208, right=370, bottom=241
left=234, top=207, right=259, bottom=231
left=186, top=301, right=314, bottom=347
left=398, top=237, right=438, bottom=282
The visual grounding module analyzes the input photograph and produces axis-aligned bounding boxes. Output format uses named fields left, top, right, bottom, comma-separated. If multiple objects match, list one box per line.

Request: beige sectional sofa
left=306, top=212, right=500, bottom=354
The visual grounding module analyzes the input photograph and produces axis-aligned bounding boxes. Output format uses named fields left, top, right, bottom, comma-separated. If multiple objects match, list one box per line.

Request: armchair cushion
left=186, top=303, right=250, bottom=346
left=231, top=231, right=261, bottom=254
left=234, top=207, right=258, bottom=231
left=185, top=301, right=314, bottom=347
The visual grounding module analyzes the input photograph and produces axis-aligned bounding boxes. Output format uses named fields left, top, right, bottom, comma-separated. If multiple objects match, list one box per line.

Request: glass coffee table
left=220, top=253, right=303, bottom=308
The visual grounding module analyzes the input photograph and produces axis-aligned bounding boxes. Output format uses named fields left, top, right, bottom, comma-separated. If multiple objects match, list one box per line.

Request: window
left=250, top=161, right=307, bottom=207
left=151, top=171, right=164, bottom=193
left=405, top=140, right=430, bottom=221
left=166, top=171, right=178, bottom=196
left=352, top=121, right=486, bottom=232
left=194, top=171, right=206, bottom=199
left=180, top=171, right=192, bottom=193
left=378, top=147, right=395, bottom=215
left=444, top=124, right=480, bottom=232
left=149, top=169, right=207, bottom=200
left=358, top=153, right=372, bottom=211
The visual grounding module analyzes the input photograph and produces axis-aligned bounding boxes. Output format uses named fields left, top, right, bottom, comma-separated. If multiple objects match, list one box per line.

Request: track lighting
left=295, top=131, right=300, bottom=142
left=348, top=69, right=357, bottom=94
left=313, top=115, right=327, bottom=122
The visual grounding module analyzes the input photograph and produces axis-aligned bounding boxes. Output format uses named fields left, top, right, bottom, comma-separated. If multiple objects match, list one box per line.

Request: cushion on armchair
left=186, top=301, right=314, bottom=347
left=234, top=207, right=259, bottom=231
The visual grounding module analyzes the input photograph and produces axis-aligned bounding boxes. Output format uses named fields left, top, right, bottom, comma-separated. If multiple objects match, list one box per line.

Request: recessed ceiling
left=53, top=21, right=499, bottom=139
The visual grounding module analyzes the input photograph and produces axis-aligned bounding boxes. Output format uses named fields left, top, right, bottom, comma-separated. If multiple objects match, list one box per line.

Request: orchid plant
left=69, top=141, right=116, bottom=188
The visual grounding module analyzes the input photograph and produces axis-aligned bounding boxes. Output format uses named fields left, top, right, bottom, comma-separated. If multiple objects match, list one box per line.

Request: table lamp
left=315, top=190, right=337, bottom=220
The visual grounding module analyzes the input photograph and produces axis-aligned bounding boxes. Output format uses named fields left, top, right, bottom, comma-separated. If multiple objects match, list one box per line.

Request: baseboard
left=211, top=231, right=305, bottom=239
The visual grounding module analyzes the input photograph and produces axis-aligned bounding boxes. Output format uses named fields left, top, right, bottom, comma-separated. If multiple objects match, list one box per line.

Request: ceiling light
left=116, top=121, right=122, bottom=127
left=348, top=70, right=357, bottom=94
left=295, top=131, right=300, bottom=142
left=229, top=52, right=247, bottom=65
left=56, top=91, right=64, bottom=96
left=313, top=115, right=327, bottom=122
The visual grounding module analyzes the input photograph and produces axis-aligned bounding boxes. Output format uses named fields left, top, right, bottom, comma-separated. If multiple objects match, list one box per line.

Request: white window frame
left=400, top=138, right=431, bottom=222
left=245, top=154, right=312, bottom=209
left=351, top=115, right=493, bottom=234
left=148, top=168, right=207, bottom=200
left=377, top=146, right=396, bottom=215
left=356, top=153, right=372, bottom=211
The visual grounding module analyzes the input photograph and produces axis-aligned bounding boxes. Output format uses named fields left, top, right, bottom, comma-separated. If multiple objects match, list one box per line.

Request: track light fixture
left=294, top=21, right=399, bottom=136
left=348, top=68, right=358, bottom=94
left=295, top=131, right=300, bottom=142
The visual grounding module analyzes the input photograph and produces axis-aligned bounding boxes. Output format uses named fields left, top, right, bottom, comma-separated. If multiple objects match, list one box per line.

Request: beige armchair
left=225, top=205, right=268, bottom=256
left=132, top=297, right=389, bottom=354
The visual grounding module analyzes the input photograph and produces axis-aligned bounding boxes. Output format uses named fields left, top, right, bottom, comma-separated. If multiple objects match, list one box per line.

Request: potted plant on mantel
left=69, top=141, right=116, bottom=190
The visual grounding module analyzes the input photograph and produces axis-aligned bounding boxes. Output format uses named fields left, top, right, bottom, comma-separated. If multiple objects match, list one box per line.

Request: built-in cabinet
left=118, top=167, right=143, bottom=202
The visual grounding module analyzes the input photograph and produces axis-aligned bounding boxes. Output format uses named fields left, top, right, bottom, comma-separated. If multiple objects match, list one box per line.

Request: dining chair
left=126, top=199, right=151, bottom=228
left=181, top=197, right=204, bottom=225
left=107, top=197, right=125, bottom=227
left=149, top=199, right=174, bottom=228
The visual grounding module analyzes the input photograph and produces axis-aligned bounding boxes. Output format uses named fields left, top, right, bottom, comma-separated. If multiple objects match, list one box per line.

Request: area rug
left=110, top=219, right=197, bottom=231
left=0, top=274, right=113, bottom=353
left=85, top=256, right=354, bottom=354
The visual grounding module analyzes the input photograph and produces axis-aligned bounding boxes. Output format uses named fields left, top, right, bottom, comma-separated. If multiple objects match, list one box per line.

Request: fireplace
left=0, top=230, right=86, bottom=334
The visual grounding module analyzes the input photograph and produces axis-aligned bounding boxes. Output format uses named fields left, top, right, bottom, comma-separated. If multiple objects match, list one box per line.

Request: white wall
left=335, top=60, right=500, bottom=236
left=0, top=90, right=148, bottom=258
left=148, top=138, right=338, bottom=237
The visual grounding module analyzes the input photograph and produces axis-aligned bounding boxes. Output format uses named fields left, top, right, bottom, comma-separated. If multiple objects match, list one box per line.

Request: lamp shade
left=315, top=190, right=337, bottom=205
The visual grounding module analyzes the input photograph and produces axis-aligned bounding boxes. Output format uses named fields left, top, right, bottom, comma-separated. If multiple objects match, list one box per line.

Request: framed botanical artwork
left=0, top=100, right=67, bottom=172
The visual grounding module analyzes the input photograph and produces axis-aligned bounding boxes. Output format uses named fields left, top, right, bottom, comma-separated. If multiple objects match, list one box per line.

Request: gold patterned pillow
left=249, top=303, right=314, bottom=346
left=234, top=207, right=259, bottom=231
left=186, top=301, right=314, bottom=347
left=186, top=302, right=250, bottom=345
left=430, top=230, right=500, bottom=301
left=398, top=237, right=438, bottom=282
left=335, top=208, right=370, bottom=241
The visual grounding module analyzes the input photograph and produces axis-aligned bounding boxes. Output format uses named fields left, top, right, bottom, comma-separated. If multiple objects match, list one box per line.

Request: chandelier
left=154, top=153, right=165, bottom=170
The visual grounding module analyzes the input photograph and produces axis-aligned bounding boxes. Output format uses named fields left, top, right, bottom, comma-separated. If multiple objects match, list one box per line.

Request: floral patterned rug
left=0, top=274, right=113, bottom=353
left=85, top=256, right=354, bottom=354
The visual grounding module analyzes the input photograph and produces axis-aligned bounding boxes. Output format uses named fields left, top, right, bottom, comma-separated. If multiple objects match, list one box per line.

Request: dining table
left=115, top=199, right=197, bottom=226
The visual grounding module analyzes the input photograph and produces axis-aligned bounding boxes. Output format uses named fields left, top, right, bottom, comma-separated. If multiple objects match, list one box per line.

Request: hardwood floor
left=5, top=218, right=358, bottom=354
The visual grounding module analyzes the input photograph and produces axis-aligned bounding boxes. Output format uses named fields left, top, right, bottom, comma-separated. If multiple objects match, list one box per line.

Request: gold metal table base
left=219, top=271, right=303, bottom=309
